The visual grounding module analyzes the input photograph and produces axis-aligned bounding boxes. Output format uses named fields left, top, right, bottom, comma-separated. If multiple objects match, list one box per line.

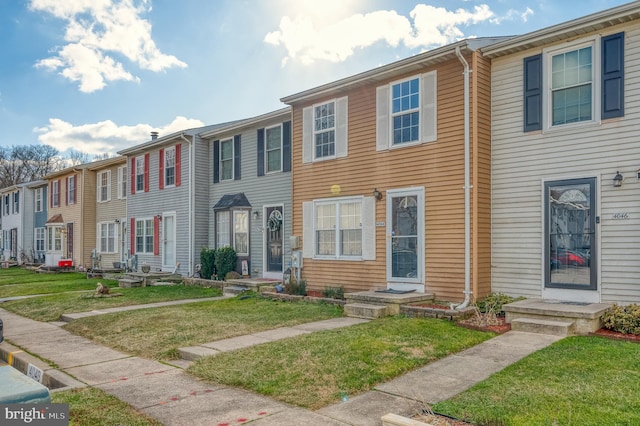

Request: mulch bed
left=456, top=314, right=511, bottom=334
left=591, top=328, right=640, bottom=343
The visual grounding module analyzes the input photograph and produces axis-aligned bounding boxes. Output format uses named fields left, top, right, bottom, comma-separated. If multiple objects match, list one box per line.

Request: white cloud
left=30, top=0, right=187, bottom=93
left=34, top=116, right=204, bottom=156
left=490, top=7, right=534, bottom=25
left=266, top=3, right=533, bottom=65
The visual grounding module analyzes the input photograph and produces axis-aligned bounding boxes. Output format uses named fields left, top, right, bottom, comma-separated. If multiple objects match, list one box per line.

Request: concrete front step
left=510, top=317, right=574, bottom=337
left=118, top=278, right=143, bottom=288
left=223, top=285, right=248, bottom=296
left=344, top=303, right=388, bottom=319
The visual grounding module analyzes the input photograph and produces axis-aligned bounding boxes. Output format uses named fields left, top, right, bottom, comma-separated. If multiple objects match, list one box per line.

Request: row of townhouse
left=1, top=2, right=639, bottom=305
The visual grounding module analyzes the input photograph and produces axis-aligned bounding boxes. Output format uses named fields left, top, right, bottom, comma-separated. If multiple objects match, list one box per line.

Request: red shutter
left=159, top=148, right=165, bottom=190
left=144, top=153, right=150, bottom=192
left=130, top=157, right=136, bottom=194
left=153, top=216, right=160, bottom=255
left=175, top=144, right=181, bottom=187
left=130, top=217, right=136, bottom=254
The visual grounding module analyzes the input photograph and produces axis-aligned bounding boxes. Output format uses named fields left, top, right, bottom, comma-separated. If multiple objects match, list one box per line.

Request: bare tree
left=66, top=149, right=92, bottom=166
left=0, top=144, right=62, bottom=188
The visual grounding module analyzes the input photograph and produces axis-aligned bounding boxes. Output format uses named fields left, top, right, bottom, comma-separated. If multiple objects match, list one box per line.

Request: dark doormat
left=375, top=288, right=416, bottom=294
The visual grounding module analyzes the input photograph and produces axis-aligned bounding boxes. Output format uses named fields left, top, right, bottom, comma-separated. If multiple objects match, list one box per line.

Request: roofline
left=280, top=38, right=508, bottom=105
left=86, top=156, right=126, bottom=171
left=118, top=127, right=201, bottom=156
left=482, top=1, right=640, bottom=58
left=199, top=107, right=291, bottom=139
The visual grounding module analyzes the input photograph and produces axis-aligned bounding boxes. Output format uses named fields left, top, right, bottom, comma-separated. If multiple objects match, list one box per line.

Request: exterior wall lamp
left=613, top=171, right=623, bottom=188
left=253, top=210, right=259, bottom=220
left=373, top=188, right=383, bottom=201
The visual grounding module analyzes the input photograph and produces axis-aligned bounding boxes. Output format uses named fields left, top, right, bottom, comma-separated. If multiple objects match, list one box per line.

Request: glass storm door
left=387, top=189, right=423, bottom=284
left=265, top=206, right=283, bottom=273
left=545, top=178, right=596, bottom=290
left=162, top=214, right=176, bottom=269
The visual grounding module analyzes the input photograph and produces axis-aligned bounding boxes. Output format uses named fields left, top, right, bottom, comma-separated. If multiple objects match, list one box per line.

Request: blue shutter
left=282, top=121, right=291, bottom=172
left=602, top=32, right=624, bottom=119
left=257, top=128, right=265, bottom=177
left=213, top=140, right=220, bottom=183
left=523, top=54, right=542, bottom=132
left=233, top=135, right=241, bottom=181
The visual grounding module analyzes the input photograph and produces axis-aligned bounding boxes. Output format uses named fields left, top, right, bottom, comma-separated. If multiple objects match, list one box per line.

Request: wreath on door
left=268, top=210, right=283, bottom=232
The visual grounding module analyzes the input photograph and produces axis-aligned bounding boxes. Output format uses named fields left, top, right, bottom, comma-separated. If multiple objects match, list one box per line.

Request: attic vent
left=150, top=131, right=159, bottom=140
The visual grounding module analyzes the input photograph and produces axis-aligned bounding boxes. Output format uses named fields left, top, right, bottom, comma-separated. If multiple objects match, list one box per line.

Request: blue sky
left=0, top=0, right=632, bottom=156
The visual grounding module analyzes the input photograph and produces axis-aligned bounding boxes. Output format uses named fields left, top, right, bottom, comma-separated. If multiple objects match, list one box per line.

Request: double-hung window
left=3, top=195, right=9, bottom=215
left=164, top=146, right=176, bottom=187
left=314, top=101, right=336, bottom=159
left=136, top=156, right=145, bottom=192
left=97, top=171, right=111, bottom=202
left=117, top=166, right=127, bottom=199
left=265, top=125, right=282, bottom=173
left=315, top=199, right=362, bottom=258
left=47, top=226, right=62, bottom=251
left=135, top=218, right=154, bottom=253
left=98, top=222, right=116, bottom=253
left=35, top=227, right=45, bottom=252
left=35, top=188, right=43, bottom=212
left=215, top=209, right=249, bottom=256
left=302, top=97, right=348, bottom=163
left=12, top=192, right=19, bottom=214
left=220, top=138, right=233, bottom=181
left=67, top=175, right=76, bottom=205
left=524, top=32, right=624, bottom=132
left=51, top=181, right=60, bottom=207
left=216, top=211, right=230, bottom=248
left=392, top=77, right=420, bottom=144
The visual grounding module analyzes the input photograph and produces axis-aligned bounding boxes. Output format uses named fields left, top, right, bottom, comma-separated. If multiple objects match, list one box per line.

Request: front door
left=265, top=206, right=283, bottom=276
left=545, top=178, right=596, bottom=291
left=162, top=214, right=176, bottom=270
left=386, top=188, right=424, bottom=291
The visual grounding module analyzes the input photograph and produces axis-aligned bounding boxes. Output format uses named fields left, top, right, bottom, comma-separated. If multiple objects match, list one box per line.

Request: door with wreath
left=265, top=206, right=283, bottom=274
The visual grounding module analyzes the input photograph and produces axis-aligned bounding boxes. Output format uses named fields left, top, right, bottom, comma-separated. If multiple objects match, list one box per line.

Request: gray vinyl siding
left=491, top=21, right=640, bottom=303
left=193, top=134, right=212, bottom=259
left=206, top=114, right=292, bottom=278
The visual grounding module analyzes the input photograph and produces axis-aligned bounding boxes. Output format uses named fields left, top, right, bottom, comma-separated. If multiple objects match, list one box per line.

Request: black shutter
left=282, top=121, right=291, bottom=172
left=233, top=135, right=241, bottom=181
left=523, top=54, right=542, bottom=132
left=257, top=128, right=265, bottom=177
left=213, top=140, right=220, bottom=183
left=602, top=32, right=624, bottom=120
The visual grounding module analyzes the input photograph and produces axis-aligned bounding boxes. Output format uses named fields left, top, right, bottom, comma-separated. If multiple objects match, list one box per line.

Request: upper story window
left=266, top=125, right=282, bottom=173
left=97, top=170, right=111, bottom=202
left=164, top=146, right=176, bottom=187
left=35, top=188, right=43, bottom=212
left=302, top=98, right=348, bottom=164
left=135, top=156, right=145, bottom=192
left=524, top=32, right=624, bottom=132
left=66, top=175, right=76, bottom=205
left=12, top=192, right=19, bottom=214
left=51, top=180, right=60, bottom=208
left=117, top=166, right=127, bottom=199
left=213, top=136, right=240, bottom=183
left=376, top=71, right=437, bottom=151
left=3, top=195, right=9, bottom=215
left=220, top=138, right=233, bottom=181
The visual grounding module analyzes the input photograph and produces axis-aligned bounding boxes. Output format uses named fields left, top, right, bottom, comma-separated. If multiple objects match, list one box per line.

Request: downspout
left=453, top=46, right=472, bottom=310
left=180, top=133, right=193, bottom=276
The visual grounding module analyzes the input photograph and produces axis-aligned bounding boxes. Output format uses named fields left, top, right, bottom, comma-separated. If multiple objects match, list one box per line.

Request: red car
left=551, top=250, right=587, bottom=266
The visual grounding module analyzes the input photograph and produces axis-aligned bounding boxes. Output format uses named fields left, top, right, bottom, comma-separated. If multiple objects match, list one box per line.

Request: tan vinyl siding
left=291, top=53, right=490, bottom=301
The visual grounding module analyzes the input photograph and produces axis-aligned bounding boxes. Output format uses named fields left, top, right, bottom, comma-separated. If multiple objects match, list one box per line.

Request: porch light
left=613, top=171, right=623, bottom=188
left=373, top=188, right=383, bottom=201
left=253, top=210, right=259, bottom=220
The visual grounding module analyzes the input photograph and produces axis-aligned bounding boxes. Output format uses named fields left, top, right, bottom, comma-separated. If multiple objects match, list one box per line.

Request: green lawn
left=433, top=336, right=640, bottom=425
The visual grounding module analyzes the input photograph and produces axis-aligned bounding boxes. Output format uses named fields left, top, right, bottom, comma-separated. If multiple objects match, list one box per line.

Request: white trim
left=262, top=204, right=285, bottom=279
left=161, top=212, right=176, bottom=270
left=386, top=187, right=425, bottom=292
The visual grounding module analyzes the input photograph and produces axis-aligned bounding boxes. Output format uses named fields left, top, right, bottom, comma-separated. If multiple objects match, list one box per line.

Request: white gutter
left=180, top=133, right=194, bottom=276
left=453, top=46, right=472, bottom=310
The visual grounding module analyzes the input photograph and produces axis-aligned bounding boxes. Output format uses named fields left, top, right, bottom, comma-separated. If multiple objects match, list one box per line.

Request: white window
left=35, top=188, right=43, bottom=212
left=220, top=138, right=233, bottom=181
left=234, top=211, right=249, bottom=255
left=35, top=227, right=45, bottom=252
left=135, top=156, right=145, bottom=192
left=135, top=218, right=154, bottom=253
left=376, top=71, right=437, bottom=150
left=314, top=200, right=362, bottom=258
left=51, top=181, right=60, bottom=207
left=67, top=175, right=76, bottom=205
left=165, top=146, right=176, bottom=187
left=216, top=211, right=230, bottom=248
left=98, top=222, right=116, bottom=253
left=265, top=125, right=282, bottom=173
left=47, top=226, right=62, bottom=252
left=2, top=195, right=8, bottom=215
left=117, top=166, right=127, bottom=199
left=97, top=171, right=111, bottom=202
left=545, top=39, right=596, bottom=128
left=12, top=192, right=19, bottom=214
left=302, top=97, right=348, bottom=163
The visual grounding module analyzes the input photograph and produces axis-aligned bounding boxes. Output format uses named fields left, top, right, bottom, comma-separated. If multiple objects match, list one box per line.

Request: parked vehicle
left=551, top=249, right=588, bottom=267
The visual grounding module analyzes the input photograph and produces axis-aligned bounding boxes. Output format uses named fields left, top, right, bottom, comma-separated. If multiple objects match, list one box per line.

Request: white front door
left=162, top=214, right=176, bottom=270
left=386, top=187, right=425, bottom=292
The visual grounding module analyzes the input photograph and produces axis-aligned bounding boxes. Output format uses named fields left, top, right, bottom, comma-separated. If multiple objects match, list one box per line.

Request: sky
left=0, top=0, right=633, bottom=157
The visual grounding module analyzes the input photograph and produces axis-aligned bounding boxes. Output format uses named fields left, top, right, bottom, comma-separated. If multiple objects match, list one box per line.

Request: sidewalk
left=0, top=303, right=562, bottom=426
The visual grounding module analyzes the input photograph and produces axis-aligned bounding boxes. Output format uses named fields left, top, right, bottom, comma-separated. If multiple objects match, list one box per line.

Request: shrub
left=285, top=277, right=307, bottom=296
left=200, top=247, right=216, bottom=279
left=322, top=286, right=344, bottom=300
left=476, top=292, right=524, bottom=316
left=225, top=271, right=241, bottom=280
left=214, top=247, right=237, bottom=281
left=602, top=304, right=640, bottom=335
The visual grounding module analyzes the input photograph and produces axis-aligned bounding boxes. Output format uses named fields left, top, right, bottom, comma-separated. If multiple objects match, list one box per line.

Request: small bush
left=602, top=304, right=640, bottom=335
left=214, top=247, right=237, bottom=281
left=225, top=271, right=241, bottom=280
left=322, top=286, right=344, bottom=300
left=476, top=292, right=524, bottom=316
left=285, top=278, right=307, bottom=296
left=200, top=247, right=216, bottom=279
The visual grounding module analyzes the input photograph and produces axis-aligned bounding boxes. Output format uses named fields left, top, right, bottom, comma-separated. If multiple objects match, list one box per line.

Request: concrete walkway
left=0, top=303, right=563, bottom=426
